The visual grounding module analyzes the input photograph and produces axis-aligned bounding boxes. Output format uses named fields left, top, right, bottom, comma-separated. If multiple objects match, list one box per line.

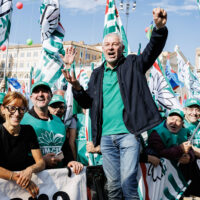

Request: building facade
left=0, top=41, right=102, bottom=88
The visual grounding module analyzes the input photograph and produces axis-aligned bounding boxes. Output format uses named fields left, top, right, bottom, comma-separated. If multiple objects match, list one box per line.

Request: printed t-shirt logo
left=38, top=131, right=64, bottom=155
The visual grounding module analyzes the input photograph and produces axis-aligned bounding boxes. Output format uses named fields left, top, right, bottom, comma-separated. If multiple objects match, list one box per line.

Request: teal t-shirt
left=102, top=63, right=129, bottom=136
left=184, top=120, right=200, bottom=148
left=21, top=112, right=66, bottom=156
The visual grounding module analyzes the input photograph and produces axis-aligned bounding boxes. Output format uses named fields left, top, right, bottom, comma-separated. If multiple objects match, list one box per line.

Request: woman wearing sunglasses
left=0, top=92, right=45, bottom=198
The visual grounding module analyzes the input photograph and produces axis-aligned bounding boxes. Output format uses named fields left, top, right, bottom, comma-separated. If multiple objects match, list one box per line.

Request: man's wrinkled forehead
left=103, top=33, right=122, bottom=45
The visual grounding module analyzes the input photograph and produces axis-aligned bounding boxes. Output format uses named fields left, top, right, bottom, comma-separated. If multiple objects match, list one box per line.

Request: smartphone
left=55, top=151, right=64, bottom=160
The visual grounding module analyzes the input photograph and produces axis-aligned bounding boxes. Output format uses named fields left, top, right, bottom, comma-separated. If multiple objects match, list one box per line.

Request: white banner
left=0, top=168, right=87, bottom=200
left=138, top=158, right=190, bottom=200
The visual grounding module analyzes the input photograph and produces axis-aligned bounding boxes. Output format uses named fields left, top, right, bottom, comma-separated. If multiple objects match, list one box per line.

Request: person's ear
left=1, top=105, right=5, bottom=115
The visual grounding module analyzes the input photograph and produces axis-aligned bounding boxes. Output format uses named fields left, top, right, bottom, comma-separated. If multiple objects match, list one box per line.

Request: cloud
left=150, top=0, right=198, bottom=15
left=60, top=0, right=106, bottom=12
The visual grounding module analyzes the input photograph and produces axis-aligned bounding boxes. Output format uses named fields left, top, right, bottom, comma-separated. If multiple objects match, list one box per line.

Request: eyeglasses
left=6, top=106, right=27, bottom=114
left=49, top=104, right=66, bottom=110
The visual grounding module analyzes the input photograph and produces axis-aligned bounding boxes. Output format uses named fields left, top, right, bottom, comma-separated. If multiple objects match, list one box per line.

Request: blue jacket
left=73, top=27, right=168, bottom=146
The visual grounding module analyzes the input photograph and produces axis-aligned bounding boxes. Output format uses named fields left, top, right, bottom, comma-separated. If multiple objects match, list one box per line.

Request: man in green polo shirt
left=62, top=8, right=168, bottom=200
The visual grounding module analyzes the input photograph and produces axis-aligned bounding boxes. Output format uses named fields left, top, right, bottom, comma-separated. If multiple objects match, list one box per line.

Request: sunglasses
left=49, top=104, right=66, bottom=110
left=6, top=105, right=27, bottom=114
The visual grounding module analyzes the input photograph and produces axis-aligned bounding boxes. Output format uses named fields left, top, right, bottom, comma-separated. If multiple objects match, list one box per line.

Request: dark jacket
left=73, top=27, right=168, bottom=146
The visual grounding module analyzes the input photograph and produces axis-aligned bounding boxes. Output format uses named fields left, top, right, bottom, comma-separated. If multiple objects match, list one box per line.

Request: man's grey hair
left=103, top=33, right=124, bottom=47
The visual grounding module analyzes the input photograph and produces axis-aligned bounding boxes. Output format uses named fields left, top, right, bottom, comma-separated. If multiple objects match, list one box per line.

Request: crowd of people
left=0, top=7, right=200, bottom=200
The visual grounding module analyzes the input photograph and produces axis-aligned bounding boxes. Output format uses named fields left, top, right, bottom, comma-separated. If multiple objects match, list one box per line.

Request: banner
left=0, top=168, right=87, bottom=200
left=138, top=159, right=190, bottom=200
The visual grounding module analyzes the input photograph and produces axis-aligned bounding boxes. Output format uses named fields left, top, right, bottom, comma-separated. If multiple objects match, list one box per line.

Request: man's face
left=166, top=115, right=183, bottom=133
left=184, top=105, right=200, bottom=123
left=102, top=34, right=124, bottom=66
left=31, top=86, right=52, bottom=109
left=48, top=102, right=66, bottom=118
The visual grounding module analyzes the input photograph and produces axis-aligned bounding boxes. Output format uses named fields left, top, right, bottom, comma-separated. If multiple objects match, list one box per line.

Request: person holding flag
left=62, top=7, right=168, bottom=200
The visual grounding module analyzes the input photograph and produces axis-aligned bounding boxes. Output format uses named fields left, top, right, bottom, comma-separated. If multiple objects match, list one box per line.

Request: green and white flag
left=0, top=0, right=12, bottom=46
left=148, top=58, right=182, bottom=114
left=138, top=158, right=190, bottom=200
left=175, top=45, right=200, bottom=99
left=103, top=0, right=130, bottom=59
left=35, top=0, right=65, bottom=89
left=197, top=0, right=200, bottom=11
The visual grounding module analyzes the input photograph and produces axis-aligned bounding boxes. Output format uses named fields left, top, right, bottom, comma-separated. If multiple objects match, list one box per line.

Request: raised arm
left=62, top=68, right=94, bottom=108
left=136, top=7, right=168, bottom=74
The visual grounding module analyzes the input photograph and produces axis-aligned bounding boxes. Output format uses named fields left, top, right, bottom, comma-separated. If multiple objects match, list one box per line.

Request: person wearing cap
left=0, top=93, right=6, bottom=124
left=148, top=109, right=191, bottom=163
left=21, top=81, right=83, bottom=174
left=48, top=94, right=66, bottom=119
left=184, top=98, right=200, bottom=150
left=148, top=109, right=200, bottom=197
left=52, top=90, right=78, bottom=160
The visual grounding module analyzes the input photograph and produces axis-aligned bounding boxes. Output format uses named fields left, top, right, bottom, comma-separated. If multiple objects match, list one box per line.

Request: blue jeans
left=101, top=133, right=140, bottom=200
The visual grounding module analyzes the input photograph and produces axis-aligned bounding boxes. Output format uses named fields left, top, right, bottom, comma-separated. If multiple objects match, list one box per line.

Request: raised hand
left=61, top=69, right=81, bottom=91
left=153, top=7, right=167, bottom=29
left=60, top=46, right=77, bottom=67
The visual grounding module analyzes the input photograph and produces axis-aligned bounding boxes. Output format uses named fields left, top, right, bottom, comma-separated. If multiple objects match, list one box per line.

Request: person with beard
left=21, top=81, right=83, bottom=174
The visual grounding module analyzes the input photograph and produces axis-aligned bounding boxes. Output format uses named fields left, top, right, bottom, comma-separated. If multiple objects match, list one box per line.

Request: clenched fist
left=153, top=7, right=167, bottom=29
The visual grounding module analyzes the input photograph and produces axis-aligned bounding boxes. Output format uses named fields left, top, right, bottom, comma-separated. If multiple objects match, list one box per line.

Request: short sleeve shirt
left=0, top=124, right=39, bottom=171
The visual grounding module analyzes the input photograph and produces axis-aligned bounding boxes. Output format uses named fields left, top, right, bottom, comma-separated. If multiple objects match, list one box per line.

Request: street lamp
left=119, top=0, right=136, bottom=35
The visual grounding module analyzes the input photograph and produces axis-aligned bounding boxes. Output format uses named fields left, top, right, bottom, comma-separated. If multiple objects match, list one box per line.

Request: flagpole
left=3, top=39, right=9, bottom=80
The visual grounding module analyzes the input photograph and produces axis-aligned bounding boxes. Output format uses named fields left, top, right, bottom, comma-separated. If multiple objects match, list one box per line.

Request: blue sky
left=9, top=0, right=200, bottom=66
